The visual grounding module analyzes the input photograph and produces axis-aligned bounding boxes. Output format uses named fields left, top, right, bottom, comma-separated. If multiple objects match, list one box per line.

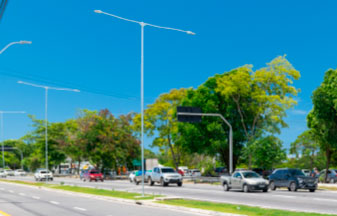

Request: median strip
left=157, top=199, right=337, bottom=216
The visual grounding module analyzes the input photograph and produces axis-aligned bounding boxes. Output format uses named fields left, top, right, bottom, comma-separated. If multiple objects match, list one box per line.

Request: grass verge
left=0, top=179, right=159, bottom=200
left=157, top=199, right=336, bottom=216
left=318, top=186, right=337, bottom=191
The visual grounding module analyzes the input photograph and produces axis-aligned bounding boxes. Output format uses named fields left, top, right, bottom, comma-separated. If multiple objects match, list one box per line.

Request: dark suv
left=269, top=168, right=317, bottom=192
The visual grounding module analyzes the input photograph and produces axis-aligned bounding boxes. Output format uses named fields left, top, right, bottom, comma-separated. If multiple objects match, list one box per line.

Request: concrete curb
left=0, top=180, right=245, bottom=216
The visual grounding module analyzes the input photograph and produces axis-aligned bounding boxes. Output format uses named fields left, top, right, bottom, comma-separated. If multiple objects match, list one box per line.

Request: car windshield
left=243, top=172, right=260, bottom=178
left=161, top=168, right=175, bottom=173
left=289, top=169, right=305, bottom=176
left=90, top=171, right=100, bottom=174
left=40, top=171, right=49, bottom=174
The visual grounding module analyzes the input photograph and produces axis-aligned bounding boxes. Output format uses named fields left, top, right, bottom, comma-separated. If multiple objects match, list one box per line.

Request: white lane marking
left=19, top=193, right=26, bottom=196
left=73, top=207, right=86, bottom=211
left=49, top=201, right=59, bottom=205
left=271, top=195, right=295, bottom=199
left=314, top=198, right=337, bottom=202
left=32, top=196, right=40, bottom=200
left=8, top=190, right=14, bottom=193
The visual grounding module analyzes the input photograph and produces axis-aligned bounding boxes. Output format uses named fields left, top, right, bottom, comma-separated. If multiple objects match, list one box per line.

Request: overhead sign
left=177, top=106, right=202, bottom=123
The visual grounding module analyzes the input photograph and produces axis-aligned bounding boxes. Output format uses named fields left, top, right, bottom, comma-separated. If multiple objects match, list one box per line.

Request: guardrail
left=183, top=176, right=221, bottom=184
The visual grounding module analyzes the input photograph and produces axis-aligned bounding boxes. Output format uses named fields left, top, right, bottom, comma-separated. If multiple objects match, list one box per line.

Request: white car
left=4, top=169, right=14, bottom=176
left=14, top=169, right=26, bottom=176
left=190, top=169, right=202, bottom=177
left=0, top=170, right=7, bottom=178
left=34, top=169, right=53, bottom=181
left=129, top=171, right=137, bottom=182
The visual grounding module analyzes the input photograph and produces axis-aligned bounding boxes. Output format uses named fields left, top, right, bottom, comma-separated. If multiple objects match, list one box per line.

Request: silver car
left=221, top=170, right=269, bottom=192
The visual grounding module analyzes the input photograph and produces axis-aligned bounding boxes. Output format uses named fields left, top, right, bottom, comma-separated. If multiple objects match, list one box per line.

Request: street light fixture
left=0, top=111, right=26, bottom=168
left=94, top=9, right=195, bottom=196
left=0, top=41, right=32, bottom=54
left=17, top=81, right=80, bottom=170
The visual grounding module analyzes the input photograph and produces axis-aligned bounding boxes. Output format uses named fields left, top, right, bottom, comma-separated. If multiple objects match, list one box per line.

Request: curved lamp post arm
left=0, top=41, right=32, bottom=54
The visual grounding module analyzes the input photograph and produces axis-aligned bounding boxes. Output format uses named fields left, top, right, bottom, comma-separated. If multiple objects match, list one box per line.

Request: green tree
left=249, top=135, right=286, bottom=170
left=178, top=56, right=299, bottom=170
left=133, top=89, right=187, bottom=170
left=290, top=130, right=319, bottom=170
left=22, top=115, right=67, bottom=170
left=307, top=69, right=337, bottom=182
left=77, top=109, right=140, bottom=172
left=215, top=56, right=300, bottom=168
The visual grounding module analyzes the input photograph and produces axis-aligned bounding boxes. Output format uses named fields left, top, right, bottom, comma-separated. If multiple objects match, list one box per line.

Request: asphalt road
left=0, top=180, right=202, bottom=216
left=6, top=176, right=337, bottom=214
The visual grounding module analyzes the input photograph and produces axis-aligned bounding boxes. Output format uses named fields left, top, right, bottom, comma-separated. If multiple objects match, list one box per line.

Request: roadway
left=0, top=180, right=201, bottom=216
left=6, top=176, right=337, bottom=215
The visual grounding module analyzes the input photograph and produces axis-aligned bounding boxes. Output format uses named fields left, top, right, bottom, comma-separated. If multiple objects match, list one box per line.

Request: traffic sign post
left=177, top=107, right=233, bottom=175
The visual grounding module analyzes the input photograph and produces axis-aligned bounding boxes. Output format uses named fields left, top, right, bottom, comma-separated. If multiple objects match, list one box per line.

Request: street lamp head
left=186, top=31, right=196, bottom=35
left=94, top=10, right=103, bottom=14
left=19, top=41, right=32, bottom=44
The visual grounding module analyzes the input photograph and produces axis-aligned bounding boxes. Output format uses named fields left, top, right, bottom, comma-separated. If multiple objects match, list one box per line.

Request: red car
left=178, top=169, right=185, bottom=176
left=83, top=170, right=104, bottom=182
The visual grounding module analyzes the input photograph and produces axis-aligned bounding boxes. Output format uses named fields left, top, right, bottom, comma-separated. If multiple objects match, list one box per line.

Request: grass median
left=157, top=199, right=336, bottom=216
left=0, top=179, right=160, bottom=200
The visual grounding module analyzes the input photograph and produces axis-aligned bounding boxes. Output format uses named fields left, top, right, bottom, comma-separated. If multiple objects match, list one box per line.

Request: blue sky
left=1, top=0, right=337, bottom=152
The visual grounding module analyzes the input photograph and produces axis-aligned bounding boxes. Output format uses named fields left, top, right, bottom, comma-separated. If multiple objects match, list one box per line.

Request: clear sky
left=1, top=0, right=336, bottom=151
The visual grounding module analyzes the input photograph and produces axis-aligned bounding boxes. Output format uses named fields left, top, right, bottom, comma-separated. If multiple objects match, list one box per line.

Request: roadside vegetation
left=158, top=199, right=337, bottom=216
left=1, top=56, right=337, bottom=182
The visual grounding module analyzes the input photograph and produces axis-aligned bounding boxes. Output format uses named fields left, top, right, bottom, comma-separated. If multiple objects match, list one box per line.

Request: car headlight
left=298, top=178, right=303, bottom=183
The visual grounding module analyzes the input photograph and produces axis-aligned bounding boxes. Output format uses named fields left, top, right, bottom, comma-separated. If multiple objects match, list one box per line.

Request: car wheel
left=83, top=178, right=86, bottom=182
left=243, top=184, right=249, bottom=193
left=160, top=178, right=165, bottom=187
left=148, top=177, right=154, bottom=186
left=130, top=179, right=132, bottom=183
left=290, top=182, right=297, bottom=192
left=262, top=188, right=268, bottom=192
left=135, top=180, right=140, bottom=185
left=177, top=182, right=182, bottom=187
left=164, top=182, right=169, bottom=187
left=269, top=181, right=276, bottom=191
left=223, top=182, right=229, bottom=191
left=309, top=189, right=315, bottom=192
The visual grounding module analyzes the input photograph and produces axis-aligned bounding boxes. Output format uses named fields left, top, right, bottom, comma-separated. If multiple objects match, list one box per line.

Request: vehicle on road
left=4, top=169, right=14, bottom=176
left=80, top=170, right=88, bottom=180
left=34, top=169, right=53, bottom=181
left=221, top=170, right=269, bottom=192
left=129, top=170, right=137, bottom=182
left=302, top=169, right=311, bottom=177
left=190, top=169, right=201, bottom=177
left=147, top=167, right=182, bottom=187
left=83, top=170, right=104, bottom=182
left=0, top=169, right=6, bottom=178
left=319, top=169, right=337, bottom=183
left=134, top=170, right=152, bottom=185
left=14, top=169, right=26, bottom=176
left=269, top=168, right=317, bottom=192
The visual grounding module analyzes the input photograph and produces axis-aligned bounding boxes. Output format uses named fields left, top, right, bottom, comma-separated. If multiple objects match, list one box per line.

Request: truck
left=221, top=170, right=269, bottom=192
left=147, top=166, right=183, bottom=187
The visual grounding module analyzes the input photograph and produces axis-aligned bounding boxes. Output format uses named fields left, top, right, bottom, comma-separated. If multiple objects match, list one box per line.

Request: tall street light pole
left=0, top=111, right=26, bottom=168
left=0, top=41, right=32, bottom=54
left=94, top=9, right=195, bottom=197
left=17, top=81, right=80, bottom=170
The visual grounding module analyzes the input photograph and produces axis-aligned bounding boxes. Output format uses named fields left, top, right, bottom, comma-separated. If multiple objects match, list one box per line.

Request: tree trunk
left=77, top=157, right=81, bottom=175
left=325, top=148, right=331, bottom=183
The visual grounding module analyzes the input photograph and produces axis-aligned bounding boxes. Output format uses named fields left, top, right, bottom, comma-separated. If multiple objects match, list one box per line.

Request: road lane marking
left=32, top=196, right=40, bottom=200
left=19, top=193, right=25, bottom=196
left=272, top=195, right=295, bottom=199
left=49, top=201, right=59, bottom=205
left=314, top=198, right=337, bottom=202
left=0, top=210, right=11, bottom=216
left=73, top=207, right=86, bottom=211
